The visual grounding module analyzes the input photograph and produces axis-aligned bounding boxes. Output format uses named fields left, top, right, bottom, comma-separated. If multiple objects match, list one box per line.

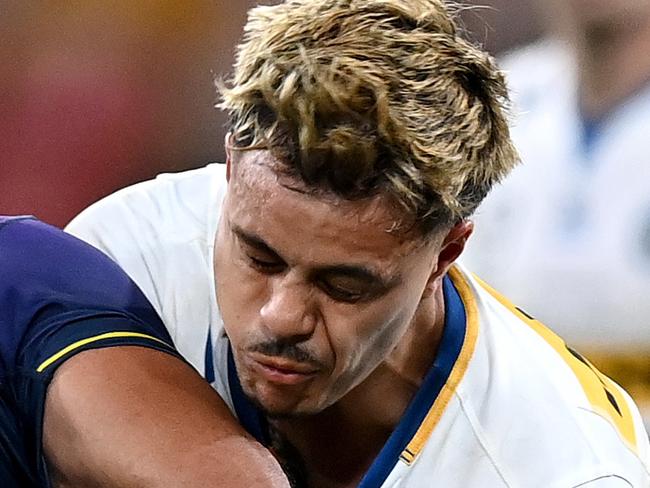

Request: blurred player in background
left=458, top=0, right=543, bottom=54
left=462, top=0, right=650, bottom=416
left=0, top=216, right=288, bottom=487
left=67, top=0, right=650, bottom=486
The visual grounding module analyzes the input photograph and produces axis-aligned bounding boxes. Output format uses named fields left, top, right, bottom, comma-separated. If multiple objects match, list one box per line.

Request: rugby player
left=0, top=216, right=288, bottom=487
left=68, top=0, right=650, bottom=486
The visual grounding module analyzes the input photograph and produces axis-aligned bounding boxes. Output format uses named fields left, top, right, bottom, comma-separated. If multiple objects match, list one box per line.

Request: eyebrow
left=231, top=224, right=400, bottom=289
left=316, top=264, right=398, bottom=290
left=232, top=225, right=280, bottom=258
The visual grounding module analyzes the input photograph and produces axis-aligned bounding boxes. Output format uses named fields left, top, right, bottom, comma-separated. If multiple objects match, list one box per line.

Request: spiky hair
left=219, top=0, right=519, bottom=233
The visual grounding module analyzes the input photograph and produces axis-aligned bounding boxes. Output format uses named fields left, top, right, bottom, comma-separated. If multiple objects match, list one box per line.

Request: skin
left=560, top=0, right=649, bottom=28
left=214, top=147, right=473, bottom=487
left=544, top=0, right=650, bottom=119
left=44, top=346, right=290, bottom=488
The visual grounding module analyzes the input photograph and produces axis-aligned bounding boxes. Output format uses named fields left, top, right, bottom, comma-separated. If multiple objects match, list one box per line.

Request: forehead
left=226, top=151, right=429, bottom=265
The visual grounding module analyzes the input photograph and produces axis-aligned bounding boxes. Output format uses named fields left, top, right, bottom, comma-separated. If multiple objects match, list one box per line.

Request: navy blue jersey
left=0, top=216, right=179, bottom=487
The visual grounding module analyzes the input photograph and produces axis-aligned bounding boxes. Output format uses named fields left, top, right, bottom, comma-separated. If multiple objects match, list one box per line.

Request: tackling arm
left=43, top=346, right=289, bottom=488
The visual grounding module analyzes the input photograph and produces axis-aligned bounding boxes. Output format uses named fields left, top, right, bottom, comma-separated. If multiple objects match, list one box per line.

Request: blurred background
left=1, top=1, right=648, bottom=423
left=1, top=0, right=539, bottom=229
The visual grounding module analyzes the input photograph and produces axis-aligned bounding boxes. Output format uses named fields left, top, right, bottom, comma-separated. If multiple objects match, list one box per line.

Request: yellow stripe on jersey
left=474, top=275, right=639, bottom=454
left=36, top=332, right=171, bottom=373
left=401, top=266, right=480, bottom=463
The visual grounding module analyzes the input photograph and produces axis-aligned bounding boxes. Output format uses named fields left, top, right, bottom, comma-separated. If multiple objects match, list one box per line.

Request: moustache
left=248, top=340, right=326, bottom=370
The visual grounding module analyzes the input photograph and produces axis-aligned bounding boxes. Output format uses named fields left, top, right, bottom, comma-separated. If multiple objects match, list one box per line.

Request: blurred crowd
left=1, top=0, right=259, bottom=226
left=1, top=1, right=648, bottom=417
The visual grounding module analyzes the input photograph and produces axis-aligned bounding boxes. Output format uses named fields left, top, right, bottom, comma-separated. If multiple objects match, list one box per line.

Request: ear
left=422, top=220, right=474, bottom=297
left=224, top=132, right=233, bottom=182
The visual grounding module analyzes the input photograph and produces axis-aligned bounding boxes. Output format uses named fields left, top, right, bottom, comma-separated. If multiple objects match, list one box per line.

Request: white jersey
left=67, top=164, right=650, bottom=487
left=462, top=39, right=650, bottom=350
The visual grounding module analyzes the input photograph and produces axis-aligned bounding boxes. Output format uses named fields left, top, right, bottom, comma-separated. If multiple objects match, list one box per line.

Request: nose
left=259, top=273, right=317, bottom=342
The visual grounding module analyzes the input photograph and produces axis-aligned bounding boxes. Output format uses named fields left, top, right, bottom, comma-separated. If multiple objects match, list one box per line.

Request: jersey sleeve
left=0, top=216, right=179, bottom=375
left=65, top=165, right=228, bottom=372
left=0, top=216, right=181, bottom=480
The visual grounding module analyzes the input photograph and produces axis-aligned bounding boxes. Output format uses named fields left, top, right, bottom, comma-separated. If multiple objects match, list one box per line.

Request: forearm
left=43, top=347, right=289, bottom=487
left=48, top=439, right=287, bottom=488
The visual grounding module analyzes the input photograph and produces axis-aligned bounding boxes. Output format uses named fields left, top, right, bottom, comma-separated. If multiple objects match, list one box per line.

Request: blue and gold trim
left=358, top=267, right=479, bottom=487
left=400, top=266, right=479, bottom=461
left=36, top=331, right=173, bottom=373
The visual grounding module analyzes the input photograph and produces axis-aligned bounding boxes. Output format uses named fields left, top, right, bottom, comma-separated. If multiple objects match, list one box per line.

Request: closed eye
left=314, top=267, right=393, bottom=303
left=231, top=225, right=286, bottom=274
left=317, top=279, right=366, bottom=303
left=248, top=254, right=284, bottom=273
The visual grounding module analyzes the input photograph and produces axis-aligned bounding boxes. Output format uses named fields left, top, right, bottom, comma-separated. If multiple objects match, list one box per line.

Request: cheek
left=324, top=311, right=409, bottom=404
left=328, top=301, right=413, bottom=379
left=214, top=238, right=266, bottom=342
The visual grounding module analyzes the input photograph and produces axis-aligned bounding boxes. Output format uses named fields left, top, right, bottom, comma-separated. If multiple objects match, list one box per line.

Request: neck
left=572, top=15, right=650, bottom=119
left=270, top=282, right=446, bottom=488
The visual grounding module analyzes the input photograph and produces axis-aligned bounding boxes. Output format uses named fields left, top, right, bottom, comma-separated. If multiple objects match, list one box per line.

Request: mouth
left=248, top=352, right=320, bottom=386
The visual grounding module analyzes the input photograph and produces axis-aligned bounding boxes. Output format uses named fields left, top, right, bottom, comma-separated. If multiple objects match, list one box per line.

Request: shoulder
left=67, top=163, right=227, bottom=255
left=65, top=164, right=226, bottom=311
left=444, top=266, right=650, bottom=486
left=66, top=164, right=227, bottom=372
left=0, top=216, right=147, bottom=308
left=0, top=215, right=176, bottom=374
left=66, top=163, right=226, bottom=283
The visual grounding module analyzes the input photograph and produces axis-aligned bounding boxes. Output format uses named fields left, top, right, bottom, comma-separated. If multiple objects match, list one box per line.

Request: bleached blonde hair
left=219, top=0, right=518, bottom=233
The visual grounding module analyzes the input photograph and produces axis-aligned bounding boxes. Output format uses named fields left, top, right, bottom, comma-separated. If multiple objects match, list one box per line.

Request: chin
left=249, top=393, right=319, bottom=419
left=243, top=384, right=325, bottom=419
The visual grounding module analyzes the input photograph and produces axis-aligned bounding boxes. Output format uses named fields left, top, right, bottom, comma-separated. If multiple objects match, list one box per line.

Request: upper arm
left=0, top=218, right=178, bottom=482
left=0, top=218, right=287, bottom=487
left=44, top=346, right=288, bottom=488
